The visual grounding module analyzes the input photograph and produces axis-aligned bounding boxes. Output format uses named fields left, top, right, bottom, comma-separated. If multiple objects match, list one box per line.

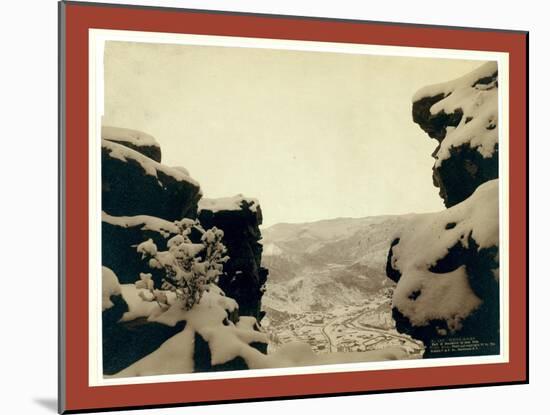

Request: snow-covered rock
left=392, top=63, right=501, bottom=357
left=102, top=279, right=186, bottom=375
left=112, top=285, right=265, bottom=376
left=102, top=266, right=122, bottom=311
left=100, top=126, right=277, bottom=375
left=386, top=180, right=499, bottom=357
left=102, top=126, right=162, bottom=162
left=102, top=139, right=201, bottom=220
left=198, top=196, right=268, bottom=319
left=198, top=194, right=259, bottom=214
left=102, top=212, right=179, bottom=284
left=412, top=61, right=499, bottom=207
left=111, top=284, right=405, bottom=378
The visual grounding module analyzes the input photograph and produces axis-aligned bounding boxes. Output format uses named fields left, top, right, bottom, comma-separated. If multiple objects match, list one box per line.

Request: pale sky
left=103, top=41, right=484, bottom=227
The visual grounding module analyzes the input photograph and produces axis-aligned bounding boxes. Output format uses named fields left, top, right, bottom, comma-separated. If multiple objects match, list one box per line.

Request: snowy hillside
left=261, top=216, right=411, bottom=312
left=260, top=216, right=424, bottom=358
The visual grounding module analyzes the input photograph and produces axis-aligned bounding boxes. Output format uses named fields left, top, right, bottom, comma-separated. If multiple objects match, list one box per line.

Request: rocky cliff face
left=386, top=63, right=501, bottom=358
left=101, top=127, right=269, bottom=374
left=102, top=212, right=178, bottom=285
left=197, top=195, right=268, bottom=320
left=102, top=139, right=201, bottom=220
left=412, top=62, right=499, bottom=208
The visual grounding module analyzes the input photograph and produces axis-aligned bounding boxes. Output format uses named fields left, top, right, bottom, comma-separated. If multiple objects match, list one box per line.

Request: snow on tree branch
left=136, top=218, right=229, bottom=310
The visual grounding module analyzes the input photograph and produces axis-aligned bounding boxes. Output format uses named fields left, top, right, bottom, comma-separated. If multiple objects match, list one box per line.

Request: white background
left=0, top=0, right=543, bottom=414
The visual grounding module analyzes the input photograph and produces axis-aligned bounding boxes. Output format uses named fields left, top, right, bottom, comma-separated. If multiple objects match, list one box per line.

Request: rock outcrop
left=102, top=126, right=162, bottom=162
left=198, top=195, right=269, bottom=320
left=412, top=61, right=499, bottom=207
left=386, top=181, right=499, bottom=357
left=102, top=139, right=201, bottom=220
left=386, top=63, right=501, bottom=358
left=101, top=266, right=188, bottom=374
left=101, top=127, right=271, bottom=374
left=102, top=212, right=178, bottom=284
left=109, top=286, right=270, bottom=377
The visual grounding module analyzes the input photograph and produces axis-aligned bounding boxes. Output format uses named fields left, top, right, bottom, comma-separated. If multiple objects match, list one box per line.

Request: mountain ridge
left=260, top=215, right=412, bottom=313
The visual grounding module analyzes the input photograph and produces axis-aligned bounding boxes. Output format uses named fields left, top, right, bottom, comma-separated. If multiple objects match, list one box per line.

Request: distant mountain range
left=260, top=215, right=411, bottom=315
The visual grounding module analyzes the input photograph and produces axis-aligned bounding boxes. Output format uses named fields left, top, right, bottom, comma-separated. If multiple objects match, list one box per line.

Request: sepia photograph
left=98, top=37, right=503, bottom=379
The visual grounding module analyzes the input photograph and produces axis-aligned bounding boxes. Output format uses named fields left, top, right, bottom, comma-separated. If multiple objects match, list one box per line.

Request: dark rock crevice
left=412, top=93, right=463, bottom=141
left=433, top=143, right=498, bottom=208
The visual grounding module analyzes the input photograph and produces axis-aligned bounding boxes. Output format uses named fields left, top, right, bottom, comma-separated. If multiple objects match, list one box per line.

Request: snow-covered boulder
left=198, top=195, right=268, bottom=319
left=111, top=285, right=266, bottom=376
left=102, top=212, right=179, bottom=284
left=102, top=139, right=201, bottom=220
left=412, top=61, right=499, bottom=207
left=102, top=266, right=122, bottom=312
left=101, top=267, right=125, bottom=369
left=102, top=126, right=162, bottom=162
left=102, top=277, right=187, bottom=375
left=386, top=180, right=499, bottom=357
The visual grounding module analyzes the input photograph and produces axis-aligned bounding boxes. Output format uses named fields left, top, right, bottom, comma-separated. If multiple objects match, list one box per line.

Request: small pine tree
left=136, top=218, right=229, bottom=310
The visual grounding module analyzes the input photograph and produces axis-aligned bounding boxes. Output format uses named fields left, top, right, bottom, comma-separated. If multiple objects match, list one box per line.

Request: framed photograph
left=58, top=1, right=528, bottom=413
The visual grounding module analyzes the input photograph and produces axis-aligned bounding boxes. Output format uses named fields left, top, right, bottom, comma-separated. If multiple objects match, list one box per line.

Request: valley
left=260, top=216, right=424, bottom=359
left=264, top=295, right=423, bottom=357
